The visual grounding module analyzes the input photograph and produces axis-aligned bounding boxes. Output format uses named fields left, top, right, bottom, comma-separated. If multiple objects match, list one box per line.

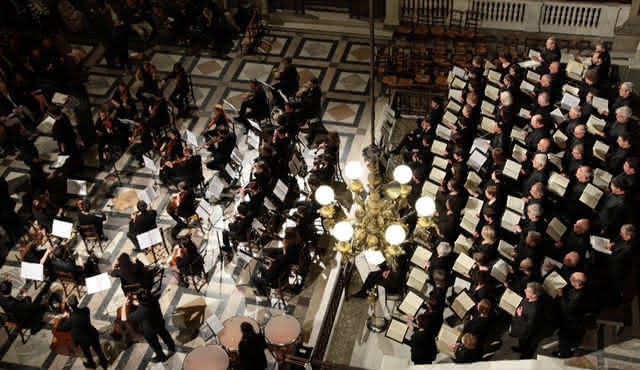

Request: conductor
left=126, top=290, right=176, bottom=362
left=127, top=200, right=158, bottom=251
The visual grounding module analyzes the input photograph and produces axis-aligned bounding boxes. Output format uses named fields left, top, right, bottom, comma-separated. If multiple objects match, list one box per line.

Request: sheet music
left=436, top=325, right=461, bottom=359
left=484, top=84, right=499, bottom=101
left=40, top=115, right=55, bottom=128
left=487, top=70, right=502, bottom=85
left=454, top=277, right=471, bottom=292
left=398, top=291, right=423, bottom=316
left=452, top=290, right=475, bottom=319
left=481, top=100, right=495, bottom=117
left=137, top=186, right=158, bottom=205
left=550, top=108, right=566, bottom=124
left=273, top=180, right=288, bottom=201
left=436, top=124, right=452, bottom=141
left=546, top=218, right=567, bottom=242
left=512, top=144, right=527, bottom=163
left=592, top=96, right=609, bottom=112
left=541, top=256, right=563, bottom=277
left=251, top=219, right=265, bottom=232
left=510, top=127, right=527, bottom=144
left=543, top=271, right=567, bottom=298
left=548, top=152, right=563, bottom=171
left=432, top=156, right=448, bottom=170
left=454, top=235, right=472, bottom=256
left=407, top=267, right=428, bottom=291
left=484, top=60, right=496, bottom=70
left=52, top=92, right=69, bottom=105
left=208, top=177, right=226, bottom=199
left=206, top=314, right=225, bottom=335
left=364, top=250, right=386, bottom=266
left=386, top=318, right=409, bottom=343
left=247, top=130, right=260, bottom=149
left=225, top=163, right=238, bottom=179
left=552, top=130, right=568, bottom=146
left=429, top=167, right=446, bottom=184
left=566, top=60, right=584, bottom=79
left=579, top=183, right=603, bottom=210
left=548, top=172, right=569, bottom=197
left=421, top=181, right=439, bottom=198
left=593, top=168, right=613, bottom=190
left=471, top=138, right=491, bottom=154
left=20, top=262, right=44, bottom=281
left=451, top=77, right=467, bottom=90
left=586, top=115, right=606, bottom=135
left=452, top=65, right=466, bottom=80
left=528, top=49, right=541, bottom=61
left=526, top=70, right=540, bottom=84
left=498, top=240, right=515, bottom=262
left=518, top=108, right=531, bottom=120
left=520, top=80, right=535, bottom=95
left=480, top=116, right=496, bottom=133
left=195, top=202, right=211, bottom=222
left=501, top=209, right=521, bottom=233
left=66, top=179, right=88, bottom=196
left=442, top=111, right=458, bottom=127
left=503, top=160, right=522, bottom=180
left=86, top=273, right=112, bottom=294
left=561, top=53, right=575, bottom=64
left=448, top=88, right=463, bottom=102
left=460, top=213, right=480, bottom=235
left=562, top=84, right=580, bottom=96
left=506, top=195, right=524, bottom=214
left=411, top=246, right=432, bottom=269
left=446, top=100, right=461, bottom=113
left=467, top=150, right=487, bottom=172
left=52, top=219, right=73, bottom=239
left=491, top=259, right=509, bottom=283
left=464, top=171, right=482, bottom=195
left=247, top=118, right=261, bottom=131
left=186, top=130, right=200, bottom=147
left=143, top=155, right=157, bottom=172
left=464, top=197, right=483, bottom=217
left=453, top=253, right=475, bottom=277
left=499, top=289, right=523, bottom=316
left=560, top=93, right=581, bottom=110
left=137, top=228, right=163, bottom=250
left=593, top=141, right=609, bottom=162
left=590, top=236, right=612, bottom=255
left=51, top=155, right=70, bottom=169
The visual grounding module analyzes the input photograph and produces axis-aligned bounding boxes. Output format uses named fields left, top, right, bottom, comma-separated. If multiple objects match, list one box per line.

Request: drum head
left=218, top=316, right=260, bottom=352
left=264, top=314, right=301, bottom=346
left=183, top=345, right=228, bottom=370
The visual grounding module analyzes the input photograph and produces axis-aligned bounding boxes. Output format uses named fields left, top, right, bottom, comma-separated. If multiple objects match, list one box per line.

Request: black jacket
left=129, top=210, right=157, bottom=235
left=58, top=307, right=100, bottom=345
left=410, top=329, right=437, bottom=364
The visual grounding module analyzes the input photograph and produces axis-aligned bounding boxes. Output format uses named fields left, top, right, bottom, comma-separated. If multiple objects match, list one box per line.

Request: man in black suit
left=126, top=291, right=176, bottom=362
left=511, top=282, right=543, bottom=359
left=127, top=200, right=158, bottom=251
left=298, top=77, right=322, bottom=119
left=167, top=182, right=196, bottom=238
left=603, top=224, right=636, bottom=304
left=273, top=56, right=299, bottom=106
left=553, top=272, right=588, bottom=358
left=239, top=79, right=269, bottom=124
left=77, top=200, right=106, bottom=239
left=597, top=176, right=627, bottom=237
left=351, top=258, right=409, bottom=298
left=0, top=280, right=45, bottom=334
left=57, top=295, right=108, bottom=369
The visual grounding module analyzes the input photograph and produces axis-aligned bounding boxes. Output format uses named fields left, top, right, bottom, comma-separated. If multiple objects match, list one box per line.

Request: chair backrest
left=78, top=224, right=99, bottom=240
left=55, top=269, right=76, bottom=282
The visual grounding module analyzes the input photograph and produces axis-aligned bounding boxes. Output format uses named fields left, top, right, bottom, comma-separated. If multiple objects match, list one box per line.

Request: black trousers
left=143, top=324, right=175, bottom=358
left=127, top=231, right=140, bottom=250
left=518, top=335, right=535, bottom=359
left=558, top=326, right=579, bottom=356
left=79, top=334, right=108, bottom=366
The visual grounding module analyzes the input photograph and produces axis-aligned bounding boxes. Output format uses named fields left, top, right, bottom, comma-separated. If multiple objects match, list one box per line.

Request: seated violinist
left=167, top=182, right=196, bottom=238
left=168, top=237, right=203, bottom=288
left=159, top=147, right=200, bottom=186
left=95, top=109, right=129, bottom=170
left=0, top=279, right=46, bottom=334
left=111, top=80, right=137, bottom=120
left=127, top=200, right=158, bottom=251
left=32, top=191, right=63, bottom=233
left=40, top=246, right=83, bottom=280
left=110, top=253, right=153, bottom=294
left=250, top=228, right=304, bottom=297
left=158, top=129, right=184, bottom=163
left=222, top=202, right=251, bottom=254
left=201, top=104, right=229, bottom=140
left=77, top=200, right=106, bottom=240
left=146, top=93, right=170, bottom=136
left=135, top=59, right=159, bottom=103
left=239, top=79, right=270, bottom=125
left=128, top=121, right=153, bottom=167
left=204, top=123, right=236, bottom=170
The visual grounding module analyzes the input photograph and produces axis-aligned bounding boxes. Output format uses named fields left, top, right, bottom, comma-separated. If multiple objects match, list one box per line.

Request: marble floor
left=0, top=29, right=391, bottom=369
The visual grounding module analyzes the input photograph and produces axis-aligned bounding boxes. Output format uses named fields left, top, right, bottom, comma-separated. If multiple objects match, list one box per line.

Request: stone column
left=613, top=0, right=640, bottom=52
left=385, top=0, right=400, bottom=26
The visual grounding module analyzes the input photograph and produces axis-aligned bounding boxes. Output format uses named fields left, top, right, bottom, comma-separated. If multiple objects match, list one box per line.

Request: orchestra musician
left=128, top=120, right=153, bottom=167
left=95, top=109, right=129, bottom=170
left=238, top=322, right=268, bottom=370
left=168, top=237, right=202, bottom=288
left=32, top=191, right=63, bottom=233
left=40, top=245, right=85, bottom=280
left=164, top=63, right=190, bottom=116
left=167, top=181, right=196, bottom=238
left=56, top=295, right=109, bottom=369
left=297, top=77, right=322, bottom=119
left=273, top=56, right=299, bottom=107
left=158, top=128, right=184, bottom=163
left=135, top=59, right=159, bottom=103
left=203, top=123, right=236, bottom=170
left=159, top=147, right=201, bottom=186
left=277, top=102, right=303, bottom=138
left=110, top=253, right=154, bottom=294
left=50, top=105, right=80, bottom=156
left=201, top=104, right=229, bottom=140
left=222, top=202, right=251, bottom=254
left=0, top=279, right=46, bottom=334
left=77, top=200, right=107, bottom=240
left=127, top=200, right=158, bottom=251
left=238, top=79, right=269, bottom=126
left=146, top=93, right=171, bottom=136
left=250, top=227, right=303, bottom=297
left=111, top=80, right=137, bottom=119
left=124, top=290, right=176, bottom=363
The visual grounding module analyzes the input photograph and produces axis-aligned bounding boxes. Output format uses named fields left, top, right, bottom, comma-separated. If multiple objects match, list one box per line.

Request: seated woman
left=110, top=253, right=153, bottom=294
left=450, top=333, right=482, bottom=363
left=40, top=246, right=84, bottom=280
left=168, top=237, right=203, bottom=288
left=111, top=80, right=137, bottom=120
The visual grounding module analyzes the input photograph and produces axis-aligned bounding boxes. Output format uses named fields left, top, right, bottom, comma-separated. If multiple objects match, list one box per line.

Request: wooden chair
left=78, top=224, right=105, bottom=255
left=394, top=3, right=415, bottom=40
left=413, top=10, right=430, bottom=42
left=0, top=312, right=30, bottom=344
left=186, top=251, right=208, bottom=293
left=54, top=270, right=84, bottom=299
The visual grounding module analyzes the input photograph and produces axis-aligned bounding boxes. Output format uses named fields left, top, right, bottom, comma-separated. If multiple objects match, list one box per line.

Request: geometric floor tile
left=295, top=39, right=336, bottom=60
left=191, top=57, right=229, bottom=79
left=234, top=61, right=277, bottom=82
left=322, top=99, right=364, bottom=126
left=85, top=74, right=117, bottom=96
left=150, top=52, right=183, bottom=73
left=331, top=71, right=370, bottom=94
left=343, top=42, right=374, bottom=64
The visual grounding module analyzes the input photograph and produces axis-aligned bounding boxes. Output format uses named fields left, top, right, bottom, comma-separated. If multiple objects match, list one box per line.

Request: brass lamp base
left=366, top=315, right=389, bottom=333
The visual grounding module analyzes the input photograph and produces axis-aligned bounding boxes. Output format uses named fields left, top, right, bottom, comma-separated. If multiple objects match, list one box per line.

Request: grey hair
left=621, top=82, right=634, bottom=93
left=622, top=224, right=636, bottom=239
left=500, top=91, right=513, bottom=106
left=570, top=105, right=582, bottom=116
left=616, top=106, right=632, bottom=119
left=437, top=242, right=452, bottom=256
left=533, top=153, right=547, bottom=167
left=527, top=203, right=542, bottom=217
left=527, top=282, right=544, bottom=298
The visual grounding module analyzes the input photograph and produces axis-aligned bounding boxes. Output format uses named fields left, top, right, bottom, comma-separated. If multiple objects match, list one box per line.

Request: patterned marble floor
left=0, top=30, right=388, bottom=369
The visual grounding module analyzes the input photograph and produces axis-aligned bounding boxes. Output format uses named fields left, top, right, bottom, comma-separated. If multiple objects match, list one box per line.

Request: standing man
left=510, top=282, right=544, bottom=359
left=57, top=295, right=109, bottom=369
left=126, top=291, right=176, bottom=362
left=553, top=272, right=588, bottom=358
left=127, top=200, right=158, bottom=251
left=273, top=57, right=299, bottom=107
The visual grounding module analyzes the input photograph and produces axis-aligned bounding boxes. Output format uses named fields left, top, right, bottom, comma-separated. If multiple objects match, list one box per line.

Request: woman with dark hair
left=168, top=237, right=202, bottom=288
left=110, top=253, right=152, bottom=293
left=238, top=321, right=267, bottom=369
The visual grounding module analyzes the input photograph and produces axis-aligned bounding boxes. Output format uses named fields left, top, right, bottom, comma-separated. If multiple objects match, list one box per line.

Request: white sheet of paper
left=503, top=159, right=522, bottom=180
left=501, top=209, right=521, bottom=233
left=454, top=277, right=471, bottom=292
left=118, top=118, right=137, bottom=126
left=593, top=169, right=613, bottom=190
left=274, top=180, right=288, bottom=201
left=543, top=271, right=567, bottom=298
left=480, top=116, right=496, bottom=132
left=491, top=259, right=509, bottom=283
left=410, top=246, right=432, bottom=269
left=143, top=155, right=157, bottom=172
left=432, top=156, right=448, bottom=170
left=507, top=195, right=525, bottom=214
left=454, top=235, right=472, bottom=256
left=51, top=155, right=70, bottom=169
left=207, top=314, right=225, bottom=335
left=186, top=130, right=199, bottom=147
left=225, top=163, right=238, bottom=179
left=498, top=240, right=515, bottom=262
left=528, top=49, right=541, bottom=61
left=52, top=92, right=69, bottom=105
left=436, top=124, right=452, bottom=141
left=593, top=141, right=609, bottom=162
left=590, top=236, right=612, bottom=255
left=452, top=65, right=466, bottom=79
left=579, top=183, right=603, bottom=210
left=499, top=289, right=523, bottom=316
left=510, top=127, right=527, bottom=144
left=66, top=179, right=88, bottom=196
left=248, top=130, right=260, bottom=149
left=512, top=144, right=527, bottom=163
left=86, top=273, right=112, bottom=294
left=526, top=70, right=540, bottom=83
left=422, top=181, right=438, bottom=198
left=386, top=318, right=409, bottom=343
left=464, top=197, right=483, bottom=216
left=546, top=218, right=567, bottom=242
left=471, top=138, right=491, bottom=154
left=592, top=96, right=609, bottom=112
left=247, top=118, right=261, bottom=131
left=137, top=228, right=163, bottom=250
left=485, top=84, right=499, bottom=101
left=520, top=80, right=535, bottom=94
left=560, top=93, right=581, bottom=110
left=586, top=115, right=606, bottom=135
left=429, top=167, right=446, bottom=184
left=552, top=130, right=568, bottom=146
left=550, top=108, right=566, bottom=124
left=548, top=172, right=569, bottom=197
left=562, top=84, right=580, bottom=96
left=451, top=77, right=467, bottom=90
left=364, top=250, right=386, bottom=266
left=52, top=219, right=73, bottom=239
left=518, top=108, right=531, bottom=120
left=21, top=262, right=44, bottom=281
left=442, top=111, right=458, bottom=127
left=407, top=267, right=428, bottom=291
left=137, top=186, right=158, bottom=205
left=467, top=150, right=487, bottom=172
left=446, top=100, right=461, bottom=113
left=453, top=253, right=475, bottom=276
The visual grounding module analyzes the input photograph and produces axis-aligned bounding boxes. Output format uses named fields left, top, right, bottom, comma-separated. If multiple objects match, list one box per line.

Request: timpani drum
left=183, top=345, right=228, bottom=370
left=264, top=314, right=301, bottom=362
left=218, top=316, right=260, bottom=352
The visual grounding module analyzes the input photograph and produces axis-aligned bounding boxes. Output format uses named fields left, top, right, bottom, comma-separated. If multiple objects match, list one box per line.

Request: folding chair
left=78, top=224, right=105, bottom=255
left=54, top=270, right=84, bottom=299
left=0, top=312, right=30, bottom=344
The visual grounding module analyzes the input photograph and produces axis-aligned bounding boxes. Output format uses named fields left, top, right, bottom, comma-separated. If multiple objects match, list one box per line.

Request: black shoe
left=83, top=362, right=97, bottom=369
left=150, top=355, right=167, bottom=363
left=167, top=346, right=176, bottom=355
left=552, top=350, right=571, bottom=358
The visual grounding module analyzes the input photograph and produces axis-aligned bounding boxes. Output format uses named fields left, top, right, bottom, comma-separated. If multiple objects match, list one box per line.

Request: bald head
left=563, top=251, right=580, bottom=267
left=570, top=272, right=587, bottom=289
left=574, top=219, right=590, bottom=234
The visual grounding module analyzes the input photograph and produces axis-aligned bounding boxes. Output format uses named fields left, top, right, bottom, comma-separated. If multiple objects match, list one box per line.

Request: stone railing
left=388, top=0, right=631, bottom=37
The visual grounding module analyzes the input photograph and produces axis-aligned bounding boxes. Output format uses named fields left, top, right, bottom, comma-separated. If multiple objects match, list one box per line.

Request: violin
left=161, top=155, right=188, bottom=168
left=167, top=191, right=186, bottom=214
left=129, top=122, right=145, bottom=145
left=160, top=137, right=178, bottom=160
